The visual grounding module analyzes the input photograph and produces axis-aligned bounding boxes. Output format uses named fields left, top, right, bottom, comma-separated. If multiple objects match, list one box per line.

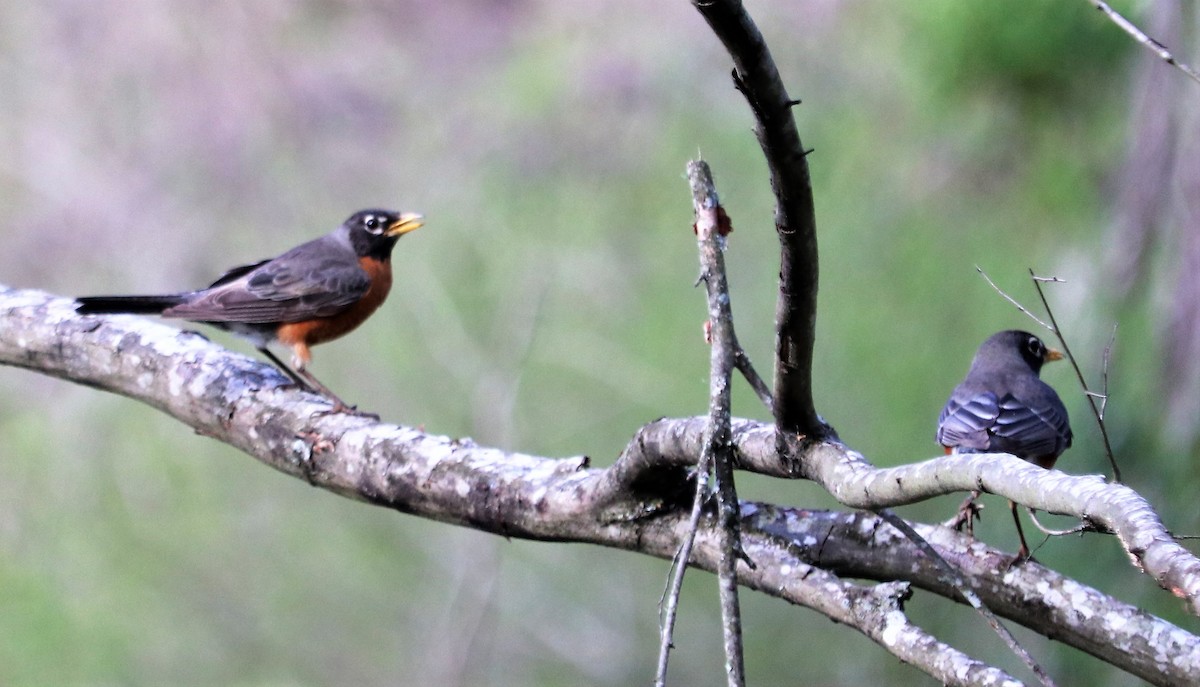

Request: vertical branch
left=655, top=160, right=752, bottom=687
left=691, top=0, right=824, bottom=443
left=688, top=159, right=746, bottom=687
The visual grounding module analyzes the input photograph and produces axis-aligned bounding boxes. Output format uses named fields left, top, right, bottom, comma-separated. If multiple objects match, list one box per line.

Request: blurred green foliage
left=909, top=0, right=1133, bottom=108
left=0, top=1, right=1192, bottom=685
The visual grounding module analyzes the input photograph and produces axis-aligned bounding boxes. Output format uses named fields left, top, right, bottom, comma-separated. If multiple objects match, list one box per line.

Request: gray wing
left=937, top=384, right=1072, bottom=460
left=164, top=238, right=369, bottom=324
left=990, top=387, right=1072, bottom=459
left=937, top=389, right=1000, bottom=451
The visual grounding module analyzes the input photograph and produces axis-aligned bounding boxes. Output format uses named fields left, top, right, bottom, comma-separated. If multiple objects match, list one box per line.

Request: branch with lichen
left=2, top=286, right=1199, bottom=685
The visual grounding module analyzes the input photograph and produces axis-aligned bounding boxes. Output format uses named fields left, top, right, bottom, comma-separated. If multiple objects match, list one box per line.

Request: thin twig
left=655, top=466, right=710, bottom=687
left=977, top=267, right=1123, bottom=482
left=1027, top=509, right=1106, bottom=538
left=692, top=160, right=746, bottom=687
left=1086, top=0, right=1200, bottom=87
left=1029, top=270, right=1122, bottom=482
left=733, top=344, right=774, bottom=413
left=1100, top=324, right=1117, bottom=419
left=876, top=509, right=1058, bottom=687
left=976, top=266, right=1054, bottom=331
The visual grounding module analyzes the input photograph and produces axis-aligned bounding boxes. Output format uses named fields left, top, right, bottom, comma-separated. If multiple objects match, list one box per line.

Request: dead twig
left=976, top=266, right=1053, bottom=331
left=1085, top=0, right=1200, bottom=87
left=976, top=267, right=1122, bottom=482
left=655, top=465, right=710, bottom=687
left=1027, top=509, right=1107, bottom=539
left=1029, top=270, right=1122, bottom=482
left=657, top=160, right=748, bottom=687
left=734, top=344, right=773, bottom=414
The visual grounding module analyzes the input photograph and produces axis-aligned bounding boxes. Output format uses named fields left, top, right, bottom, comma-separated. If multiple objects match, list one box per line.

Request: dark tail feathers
left=75, top=294, right=187, bottom=315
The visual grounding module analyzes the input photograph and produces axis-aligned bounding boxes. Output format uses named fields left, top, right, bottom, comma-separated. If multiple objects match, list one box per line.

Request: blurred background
left=0, top=1, right=1196, bottom=684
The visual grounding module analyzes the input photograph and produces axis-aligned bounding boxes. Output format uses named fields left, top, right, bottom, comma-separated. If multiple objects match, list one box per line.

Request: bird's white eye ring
left=1027, top=336, right=1043, bottom=357
left=364, top=216, right=380, bottom=231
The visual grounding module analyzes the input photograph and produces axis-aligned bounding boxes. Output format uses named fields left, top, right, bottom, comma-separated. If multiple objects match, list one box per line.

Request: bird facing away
left=76, top=209, right=424, bottom=412
left=937, top=329, right=1073, bottom=558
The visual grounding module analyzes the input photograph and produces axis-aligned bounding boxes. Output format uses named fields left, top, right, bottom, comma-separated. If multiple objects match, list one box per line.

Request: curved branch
left=2, top=286, right=1199, bottom=685
left=611, top=412, right=1200, bottom=618
left=691, top=0, right=823, bottom=438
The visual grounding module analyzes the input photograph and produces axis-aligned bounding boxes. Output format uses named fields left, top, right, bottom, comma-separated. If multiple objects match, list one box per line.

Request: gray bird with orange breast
left=75, top=209, right=423, bottom=413
left=937, top=329, right=1073, bottom=558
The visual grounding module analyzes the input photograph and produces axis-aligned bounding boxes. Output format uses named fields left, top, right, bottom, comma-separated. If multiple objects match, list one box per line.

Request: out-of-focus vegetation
left=0, top=1, right=1191, bottom=684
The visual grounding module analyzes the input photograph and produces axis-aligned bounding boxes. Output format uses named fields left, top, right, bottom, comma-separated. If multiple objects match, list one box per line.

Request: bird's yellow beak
left=1044, top=347, right=1064, bottom=362
left=386, top=213, right=424, bottom=237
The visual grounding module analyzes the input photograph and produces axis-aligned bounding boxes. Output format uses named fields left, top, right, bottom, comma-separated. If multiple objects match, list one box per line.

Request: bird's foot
left=945, top=493, right=984, bottom=536
left=309, top=402, right=380, bottom=421
left=1004, top=549, right=1039, bottom=570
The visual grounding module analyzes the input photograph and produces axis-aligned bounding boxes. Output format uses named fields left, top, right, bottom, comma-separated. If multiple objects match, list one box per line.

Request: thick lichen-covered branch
left=2, top=286, right=1199, bottom=685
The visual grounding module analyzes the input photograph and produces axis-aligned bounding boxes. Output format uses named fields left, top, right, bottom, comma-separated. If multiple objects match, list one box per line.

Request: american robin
left=937, top=329, right=1073, bottom=559
left=76, top=209, right=423, bottom=412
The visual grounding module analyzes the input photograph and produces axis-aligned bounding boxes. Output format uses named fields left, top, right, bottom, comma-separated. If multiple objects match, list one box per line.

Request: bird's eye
left=364, top=216, right=380, bottom=231
left=1027, top=337, right=1043, bottom=357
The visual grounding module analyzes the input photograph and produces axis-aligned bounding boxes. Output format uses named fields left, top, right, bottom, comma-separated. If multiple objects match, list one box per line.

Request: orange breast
left=275, top=257, right=393, bottom=361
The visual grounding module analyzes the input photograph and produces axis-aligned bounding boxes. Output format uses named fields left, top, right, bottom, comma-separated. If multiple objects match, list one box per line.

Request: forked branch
left=3, top=286, right=1200, bottom=685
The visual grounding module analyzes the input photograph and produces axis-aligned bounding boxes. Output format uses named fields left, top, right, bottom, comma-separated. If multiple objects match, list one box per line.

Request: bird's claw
left=311, top=403, right=379, bottom=421
left=946, top=494, right=984, bottom=536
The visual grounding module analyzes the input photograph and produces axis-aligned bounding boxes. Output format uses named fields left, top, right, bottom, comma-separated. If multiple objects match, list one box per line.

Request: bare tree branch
left=691, top=0, right=824, bottom=440
left=875, top=509, right=1056, bottom=687
left=654, top=481, right=705, bottom=687
left=1086, top=0, right=1200, bottom=86
left=1029, top=270, right=1122, bottom=482
left=687, top=159, right=746, bottom=687
left=658, top=161, right=754, bottom=687
left=4, top=287, right=1200, bottom=684
left=976, top=266, right=1053, bottom=331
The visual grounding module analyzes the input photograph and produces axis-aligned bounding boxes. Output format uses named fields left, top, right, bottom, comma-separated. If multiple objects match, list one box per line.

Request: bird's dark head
left=345, top=209, right=424, bottom=260
left=981, top=329, right=1063, bottom=374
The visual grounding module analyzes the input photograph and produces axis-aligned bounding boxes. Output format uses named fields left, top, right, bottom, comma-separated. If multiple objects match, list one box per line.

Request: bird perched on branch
left=76, top=209, right=424, bottom=413
left=936, top=329, right=1073, bottom=559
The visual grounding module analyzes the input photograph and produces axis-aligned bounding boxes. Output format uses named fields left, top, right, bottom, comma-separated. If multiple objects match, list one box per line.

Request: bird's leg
left=258, top=347, right=317, bottom=392
left=296, top=368, right=375, bottom=418
left=1009, top=499, right=1033, bottom=562
left=287, top=347, right=378, bottom=420
left=257, top=347, right=377, bottom=418
left=946, top=489, right=983, bottom=536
